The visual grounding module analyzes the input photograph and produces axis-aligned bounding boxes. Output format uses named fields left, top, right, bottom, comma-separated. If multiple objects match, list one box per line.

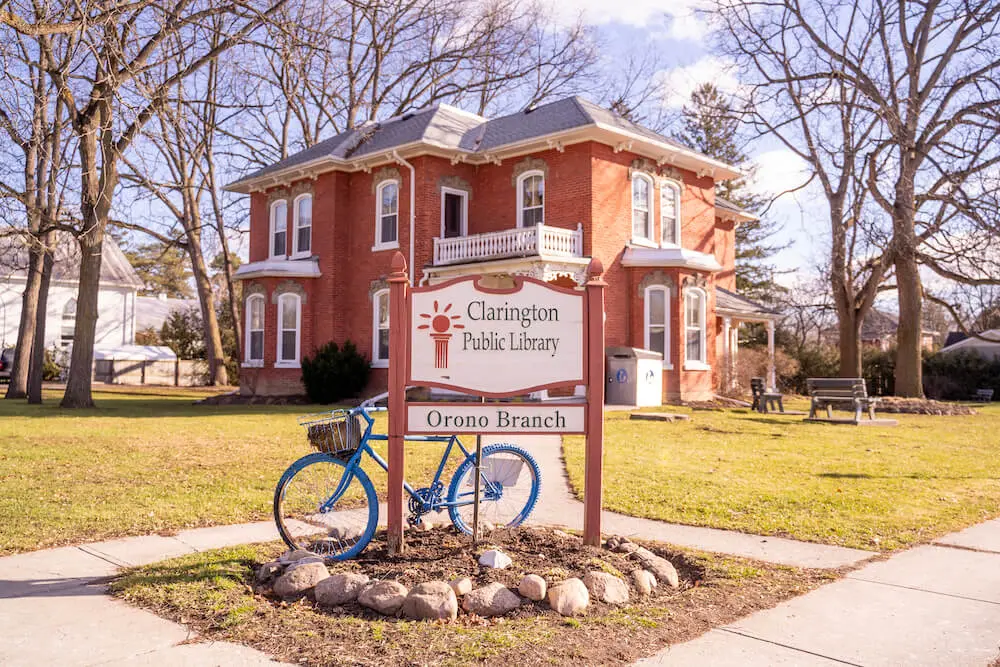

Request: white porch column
left=766, top=319, right=776, bottom=389
left=722, top=317, right=732, bottom=392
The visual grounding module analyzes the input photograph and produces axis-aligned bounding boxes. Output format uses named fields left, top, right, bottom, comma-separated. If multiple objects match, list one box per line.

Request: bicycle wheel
left=446, top=444, right=541, bottom=534
left=273, top=452, right=379, bottom=560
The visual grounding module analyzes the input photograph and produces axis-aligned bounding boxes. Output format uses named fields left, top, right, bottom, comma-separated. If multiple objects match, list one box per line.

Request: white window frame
left=683, top=287, right=709, bottom=370
left=275, top=292, right=301, bottom=368
left=440, top=186, right=468, bottom=238
left=61, top=297, right=76, bottom=347
left=631, top=173, right=655, bottom=246
left=374, top=180, right=400, bottom=251
left=516, top=170, right=545, bottom=228
left=643, top=285, right=672, bottom=369
left=372, top=288, right=390, bottom=368
left=660, top=181, right=681, bottom=247
left=243, top=294, right=265, bottom=367
left=269, top=200, right=288, bottom=259
left=291, top=194, right=312, bottom=258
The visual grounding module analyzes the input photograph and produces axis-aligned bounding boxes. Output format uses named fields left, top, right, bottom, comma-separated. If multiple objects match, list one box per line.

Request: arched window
left=292, top=194, right=312, bottom=257
left=372, top=289, right=389, bottom=367
left=244, top=295, right=265, bottom=366
left=270, top=200, right=288, bottom=258
left=684, top=287, right=707, bottom=367
left=644, top=285, right=670, bottom=367
left=517, top=171, right=544, bottom=227
left=61, top=298, right=76, bottom=347
left=375, top=181, right=399, bottom=249
left=631, top=173, right=653, bottom=242
left=661, top=182, right=681, bottom=246
left=276, top=293, right=300, bottom=366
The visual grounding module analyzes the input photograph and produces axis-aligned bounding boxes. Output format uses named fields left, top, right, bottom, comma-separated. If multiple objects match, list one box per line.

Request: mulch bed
left=875, top=397, right=976, bottom=415
left=113, top=526, right=841, bottom=665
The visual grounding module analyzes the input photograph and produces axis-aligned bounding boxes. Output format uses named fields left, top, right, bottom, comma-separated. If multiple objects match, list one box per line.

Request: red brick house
left=227, top=97, right=777, bottom=401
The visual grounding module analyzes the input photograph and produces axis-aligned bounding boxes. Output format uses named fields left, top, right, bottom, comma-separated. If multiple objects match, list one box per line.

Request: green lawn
left=0, top=389, right=457, bottom=555
left=564, top=402, right=1000, bottom=551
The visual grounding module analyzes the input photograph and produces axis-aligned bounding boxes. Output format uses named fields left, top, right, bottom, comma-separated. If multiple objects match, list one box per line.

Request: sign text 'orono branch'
left=406, top=404, right=586, bottom=434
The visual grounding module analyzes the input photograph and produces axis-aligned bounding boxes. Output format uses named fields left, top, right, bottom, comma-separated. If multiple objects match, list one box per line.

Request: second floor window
left=632, top=174, right=653, bottom=242
left=518, top=171, right=544, bottom=227
left=276, top=293, right=300, bottom=366
left=661, top=182, right=681, bottom=246
left=245, top=295, right=264, bottom=366
left=377, top=181, right=399, bottom=248
left=293, top=195, right=312, bottom=256
left=270, top=200, right=287, bottom=258
left=372, top=289, right=389, bottom=367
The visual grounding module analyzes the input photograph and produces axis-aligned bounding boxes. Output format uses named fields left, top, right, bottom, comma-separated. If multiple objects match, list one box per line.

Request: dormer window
left=270, top=200, right=287, bottom=258
left=375, top=181, right=399, bottom=249
left=517, top=171, right=544, bottom=227
left=632, top=173, right=653, bottom=243
left=661, top=182, right=681, bottom=247
left=292, top=194, right=312, bottom=257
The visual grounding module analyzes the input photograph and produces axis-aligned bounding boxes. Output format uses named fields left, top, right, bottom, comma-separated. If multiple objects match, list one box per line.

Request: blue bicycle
left=273, top=395, right=542, bottom=560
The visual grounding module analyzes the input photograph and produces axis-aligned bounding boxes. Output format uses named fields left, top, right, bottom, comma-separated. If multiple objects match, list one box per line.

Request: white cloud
left=655, top=56, right=739, bottom=108
left=543, top=0, right=709, bottom=42
left=748, top=148, right=811, bottom=199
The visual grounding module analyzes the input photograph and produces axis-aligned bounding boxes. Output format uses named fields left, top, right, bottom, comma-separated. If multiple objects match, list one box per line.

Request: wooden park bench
left=974, top=388, right=994, bottom=403
left=750, top=377, right=784, bottom=414
left=806, top=378, right=896, bottom=425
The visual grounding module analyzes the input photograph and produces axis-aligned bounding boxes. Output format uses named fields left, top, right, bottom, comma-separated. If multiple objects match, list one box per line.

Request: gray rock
left=272, top=562, right=329, bottom=599
left=478, top=549, right=512, bottom=569
left=631, top=569, right=656, bottom=595
left=462, top=582, right=521, bottom=617
left=614, top=541, right=639, bottom=555
left=583, top=571, right=629, bottom=605
left=518, top=574, right=547, bottom=601
left=401, top=581, right=458, bottom=621
left=279, top=549, right=318, bottom=564
left=547, top=578, right=589, bottom=616
left=630, top=547, right=680, bottom=588
left=314, top=573, right=370, bottom=606
left=358, top=580, right=408, bottom=615
left=605, top=536, right=621, bottom=550
left=285, top=556, right=326, bottom=571
left=256, top=561, right=283, bottom=584
left=450, top=576, right=474, bottom=596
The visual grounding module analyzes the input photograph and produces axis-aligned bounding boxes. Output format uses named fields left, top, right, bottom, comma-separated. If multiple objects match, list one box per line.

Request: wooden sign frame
left=385, top=251, right=606, bottom=553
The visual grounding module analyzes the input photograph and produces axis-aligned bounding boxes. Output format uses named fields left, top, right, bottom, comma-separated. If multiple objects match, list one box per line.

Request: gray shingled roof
left=0, top=231, right=143, bottom=289
left=715, top=287, right=778, bottom=318
left=234, top=96, right=724, bottom=188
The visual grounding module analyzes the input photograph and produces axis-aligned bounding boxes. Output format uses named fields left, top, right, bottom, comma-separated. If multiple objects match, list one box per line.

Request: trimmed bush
left=301, top=340, right=371, bottom=404
left=923, top=351, right=1000, bottom=400
left=863, top=347, right=895, bottom=396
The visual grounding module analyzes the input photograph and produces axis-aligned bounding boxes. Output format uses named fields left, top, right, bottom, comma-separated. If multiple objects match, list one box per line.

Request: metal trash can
left=605, top=346, right=663, bottom=406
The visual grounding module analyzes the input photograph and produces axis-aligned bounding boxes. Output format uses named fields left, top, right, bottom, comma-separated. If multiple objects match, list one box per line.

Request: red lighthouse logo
left=417, top=301, right=464, bottom=369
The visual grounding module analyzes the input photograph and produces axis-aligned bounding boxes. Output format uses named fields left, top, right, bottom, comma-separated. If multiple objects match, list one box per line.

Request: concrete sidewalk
left=639, top=519, right=1000, bottom=666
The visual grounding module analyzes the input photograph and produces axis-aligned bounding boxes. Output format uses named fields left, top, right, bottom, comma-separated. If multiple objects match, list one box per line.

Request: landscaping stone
left=272, top=562, right=329, bottom=599
left=255, top=561, right=283, bottom=583
left=478, top=549, right=512, bottom=569
left=518, top=574, right=547, bottom=601
left=546, top=578, right=589, bottom=616
left=614, top=541, right=639, bottom=555
left=314, top=573, right=370, bottom=607
left=401, top=581, right=458, bottom=621
left=284, top=556, right=326, bottom=571
left=632, top=569, right=657, bottom=595
left=449, top=576, right=473, bottom=596
left=279, top=549, right=316, bottom=564
left=462, top=582, right=521, bottom=617
left=583, top=571, right=630, bottom=605
left=358, top=580, right=408, bottom=615
left=552, top=529, right=579, bottom=540
left=605, top=536, right=621, bottom=550
left=632, top=550, right=679, bottom=588
left=629, top=412, right=691, bottom=422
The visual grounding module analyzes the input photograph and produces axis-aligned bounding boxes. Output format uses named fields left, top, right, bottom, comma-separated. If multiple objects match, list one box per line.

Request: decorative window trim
left=660, top=181, right=682, bottom=248
left=371, top=166, right=402, bottom=192
left=631, top=172, right=654, bottom=244
left=372, top=288, right=390, bottom=368
left=643, top=285, right=672, bottom=369
left=516, top=170, right=545, bottom=228
left=271, top=281, right=307, bottom=304
left=269, top=200, right=288, bottom=259
left=275, top=292, right=301, bottom=368
left=437, top=175, right=472, bottom=196
left=683, top=286, right=709, bottom=370
left=243, top=294, right=265, bottom=367
left=511, top=157, right=549, bottom=187
left=440, top=186, right=469, bottom=238
left=291, top=193, right=312, bottom=259
left=374, top=180, right=400, bottom=251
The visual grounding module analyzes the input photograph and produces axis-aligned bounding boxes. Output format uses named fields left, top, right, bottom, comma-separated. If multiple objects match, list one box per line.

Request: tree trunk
left=27, top=240, right=54, bottom=404
left=185, top=216, right=228, bottom=386
left=5, top=242, right=43, bottom=399
left=837, top=311, right=863, bottom=378
left=61, top=227, right=104, bottom=408
left=894, top=249, right=923, bottom=397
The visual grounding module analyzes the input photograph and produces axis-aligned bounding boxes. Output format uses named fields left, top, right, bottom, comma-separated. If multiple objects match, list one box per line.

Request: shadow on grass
left=0, top=397, right=332, bottom=420
left=817, top=472, right=1000, bottom=481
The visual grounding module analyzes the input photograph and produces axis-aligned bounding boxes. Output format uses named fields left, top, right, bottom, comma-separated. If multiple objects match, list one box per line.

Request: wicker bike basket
left=299, top=410, right=363, bottom=457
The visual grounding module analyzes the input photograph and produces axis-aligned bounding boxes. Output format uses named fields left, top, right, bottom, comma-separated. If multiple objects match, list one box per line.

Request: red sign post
left=385, top=251, right=606, bottom=553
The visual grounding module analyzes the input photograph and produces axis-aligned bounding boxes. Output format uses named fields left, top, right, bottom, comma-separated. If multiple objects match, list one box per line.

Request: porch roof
left=715, top=287, right=779, bottom=321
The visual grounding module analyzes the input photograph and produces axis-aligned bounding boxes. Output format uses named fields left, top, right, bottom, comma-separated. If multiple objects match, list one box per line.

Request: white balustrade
left=432, top=223, right=583, bottom=266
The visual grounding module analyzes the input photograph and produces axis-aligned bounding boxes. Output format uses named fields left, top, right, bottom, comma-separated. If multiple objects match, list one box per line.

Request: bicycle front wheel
left=446, top=444, right=541, bottom=534
left=273, top=452, right=379, bottom=560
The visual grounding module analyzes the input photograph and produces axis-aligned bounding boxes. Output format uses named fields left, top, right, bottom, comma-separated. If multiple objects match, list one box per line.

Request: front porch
left=716, top=287, right=780, bottom=394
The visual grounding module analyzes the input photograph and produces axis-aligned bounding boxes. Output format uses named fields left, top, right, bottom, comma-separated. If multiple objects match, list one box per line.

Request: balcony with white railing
left=432, top=223, right=584, bottom=267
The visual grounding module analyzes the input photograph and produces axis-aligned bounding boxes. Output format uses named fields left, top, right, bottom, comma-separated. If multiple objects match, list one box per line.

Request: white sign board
left=406, top=403, right=586, bottom=434
left=409, top=279, right=585, bottom=395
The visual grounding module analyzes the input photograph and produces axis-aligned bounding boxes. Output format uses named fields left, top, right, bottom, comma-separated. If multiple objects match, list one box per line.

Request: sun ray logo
left=417, top=300, right=464, bottom=369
